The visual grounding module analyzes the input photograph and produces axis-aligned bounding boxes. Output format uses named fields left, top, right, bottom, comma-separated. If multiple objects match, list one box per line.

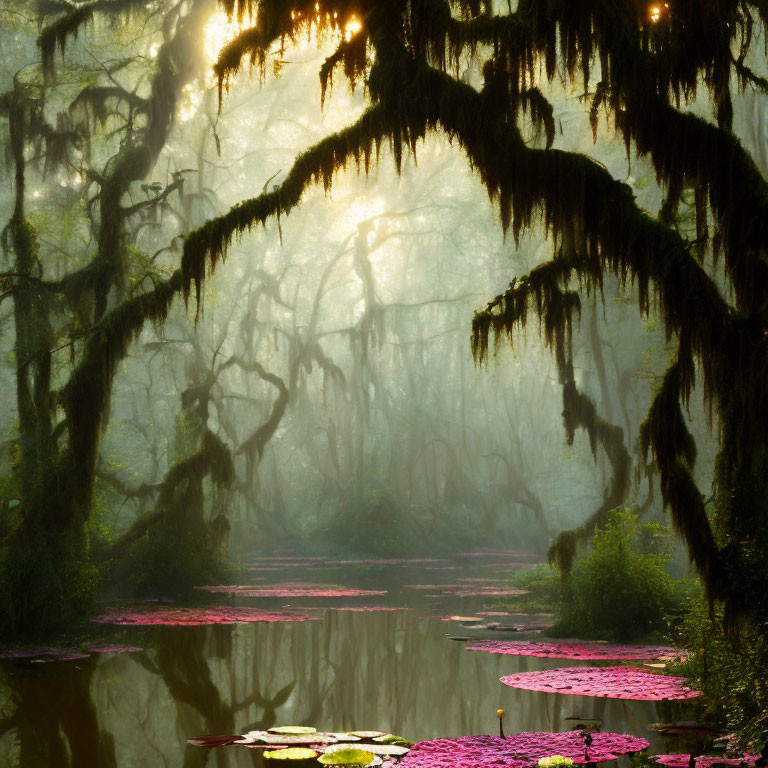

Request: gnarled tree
left=180, top=0, right=768, bottom=631
left=3, top=0, right=768, bottom=638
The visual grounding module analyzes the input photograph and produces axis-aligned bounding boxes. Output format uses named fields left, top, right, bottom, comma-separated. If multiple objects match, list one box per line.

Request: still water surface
left=0, top=556, right=676, bottom=767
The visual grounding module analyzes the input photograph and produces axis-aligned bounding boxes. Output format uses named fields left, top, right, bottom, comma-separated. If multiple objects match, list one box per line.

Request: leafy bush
left=314, top=478, right=428, bottom=558
left=553, top=509, right=693, bottom=641
left=674, top=595, right=768, bottom=751
left=124, top=520, right=229, bottom=598
left=504, top=562, right=563, bottom=613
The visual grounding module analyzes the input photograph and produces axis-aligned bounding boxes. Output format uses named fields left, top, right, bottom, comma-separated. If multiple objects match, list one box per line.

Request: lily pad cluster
left=655, top=756, right=759, bottom=767
left=326, top=607, right=410, bottom=612
left=92, top=607, right=318, bottom=626
left=404, top=584, right=530, bottom=597
left=189, top=725, right=414, bottom=766
left=500, top=667, right=702, bottom=700
left=466, top=641, right=685, bottom=661
left=0, top=644, right=143, bottom=661
left=398, top=731, right=649, bottom=768
left=195, top=583, right=387, bottom=598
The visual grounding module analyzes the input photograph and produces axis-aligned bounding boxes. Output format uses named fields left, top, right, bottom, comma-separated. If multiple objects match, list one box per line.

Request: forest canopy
left=0, top=0, right=767, bottom=660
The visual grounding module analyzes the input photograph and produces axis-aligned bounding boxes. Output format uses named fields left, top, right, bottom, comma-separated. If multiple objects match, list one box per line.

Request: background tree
left=1, top=0, right=764, bottom=643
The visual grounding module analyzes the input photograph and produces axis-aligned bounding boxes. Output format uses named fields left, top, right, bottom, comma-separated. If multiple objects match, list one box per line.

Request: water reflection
left=0, top=608, right=670, bottom=768
left=0, top=656, right=116, bottom=767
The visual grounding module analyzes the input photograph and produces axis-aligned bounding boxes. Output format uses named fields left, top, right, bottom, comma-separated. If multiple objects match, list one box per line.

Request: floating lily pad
left=327, top=607, right=409, bottom=612
left=351, top=732, right=387, bottom=739
left=655, top=756, right=758, bottom=767
left=500, top=667, right=702, bottom=700
left=466, top=641, right=685, bottom=661
left=319, top=748, right=378, bottom=765
left=0, top=648, right=91, bottom=661
left=538, top=757, right=574, bottom=768
left=324, top=743, right=408, bottom=756
left=187, top=735, right=242, bottom=748
left=357, top=744, right=409, bottom=756
left=400, top=732, right=649, bottom=768
left=195, top=584, right=387, bottom=598
left=404, top=584, right=529, bottom=597
left=90, top=644, right=144, bottom=654
left=264, top=747, right=319, bottom=760
left=374, top=735, right=414, bottom=747
left=92, top=607, right=318, bottom=626
left=257, top=733, right=337, bottom=745
left=398, top=736, right=529, bottom=768
left=269, top=726, right=318, bottom=735
left=649, top=723, right=722, bottom=737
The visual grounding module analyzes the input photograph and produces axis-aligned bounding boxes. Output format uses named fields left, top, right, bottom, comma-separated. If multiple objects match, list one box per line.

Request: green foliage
left=111, top=429, right=234, bottom=598
left=675, top=596, right=768, bottom=751
left=0, top=526, right=99, bottom=640
left=553, top=509, right=696, bottom=642
left=315, top=478, right=427, bottom=558
left=503, top=562, right=563, bottom=613
left=124, top=519, right=229, bottom=599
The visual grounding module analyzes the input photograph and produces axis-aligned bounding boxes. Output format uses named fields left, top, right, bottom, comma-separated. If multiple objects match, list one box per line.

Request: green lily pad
left=264, top=747, right=319, bottom=760
left=269, top=726, right=318, bottom=735
left=246, top=732, right=334, bottom=745
left=374, top=734, right=414, bottom=747
left=329, top=743, right=408, bottom=756
left=319, top=748, right=377, bottom=766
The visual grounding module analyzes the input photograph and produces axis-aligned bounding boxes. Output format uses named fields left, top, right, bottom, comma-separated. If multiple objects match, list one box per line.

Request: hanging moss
left=181, top=104, right=387, bottom=309
left=178, top=0, right=768, bottom=619
left=7, top=0, right=768, bottom=633
left=38, top=0, right=148, bottom=75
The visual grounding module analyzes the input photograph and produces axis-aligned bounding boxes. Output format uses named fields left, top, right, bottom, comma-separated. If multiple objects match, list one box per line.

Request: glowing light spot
left=179, top=82, right=202, bottom=121
left=148, top=42, right=160, bottom=58
left=344, top=15, right=362, bottom=42
left=650, top=5, right=661, bottom=21
left=204, top=9, right=250, bottom=62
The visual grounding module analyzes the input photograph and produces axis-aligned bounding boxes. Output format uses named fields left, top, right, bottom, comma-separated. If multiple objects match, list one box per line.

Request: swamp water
left=0, top=555, right=681, bottom=767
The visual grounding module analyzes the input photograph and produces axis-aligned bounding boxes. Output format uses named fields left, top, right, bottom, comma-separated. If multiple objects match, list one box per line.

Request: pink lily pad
left=195, top=582, right=387, bottom=598
left=327, top=606, right=410, bottom=612
left=249, top=556, right=327, bottom=561
left=655, top=756, right=758, bottom=767
left=0, top=648, right=91, bottom=661
left=499, top=731, right=649, bottom=761
left=188, top=735, right=243, bottom=748
left=92, top=607, right=319, bottom=626
left=332, top=558, right=447, bottom=565
left=456, top=552, right=542, bottom=558
left=400, top=732, right=649, bottom=768
left=88, top=644, right=144, bottom=654
left=403, top=583, right=529, bottom=597
left=500, top=667, right=702, bottom=700
left=452, top=588, right=530, bottom=597
left=467, top=641, right=685, bottom=661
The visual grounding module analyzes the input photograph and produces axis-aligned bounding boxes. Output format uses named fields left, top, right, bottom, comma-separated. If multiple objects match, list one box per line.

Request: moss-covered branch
left=38, top=0, right=148, bottom=74
left=181, top=103, right=386, bottom=307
